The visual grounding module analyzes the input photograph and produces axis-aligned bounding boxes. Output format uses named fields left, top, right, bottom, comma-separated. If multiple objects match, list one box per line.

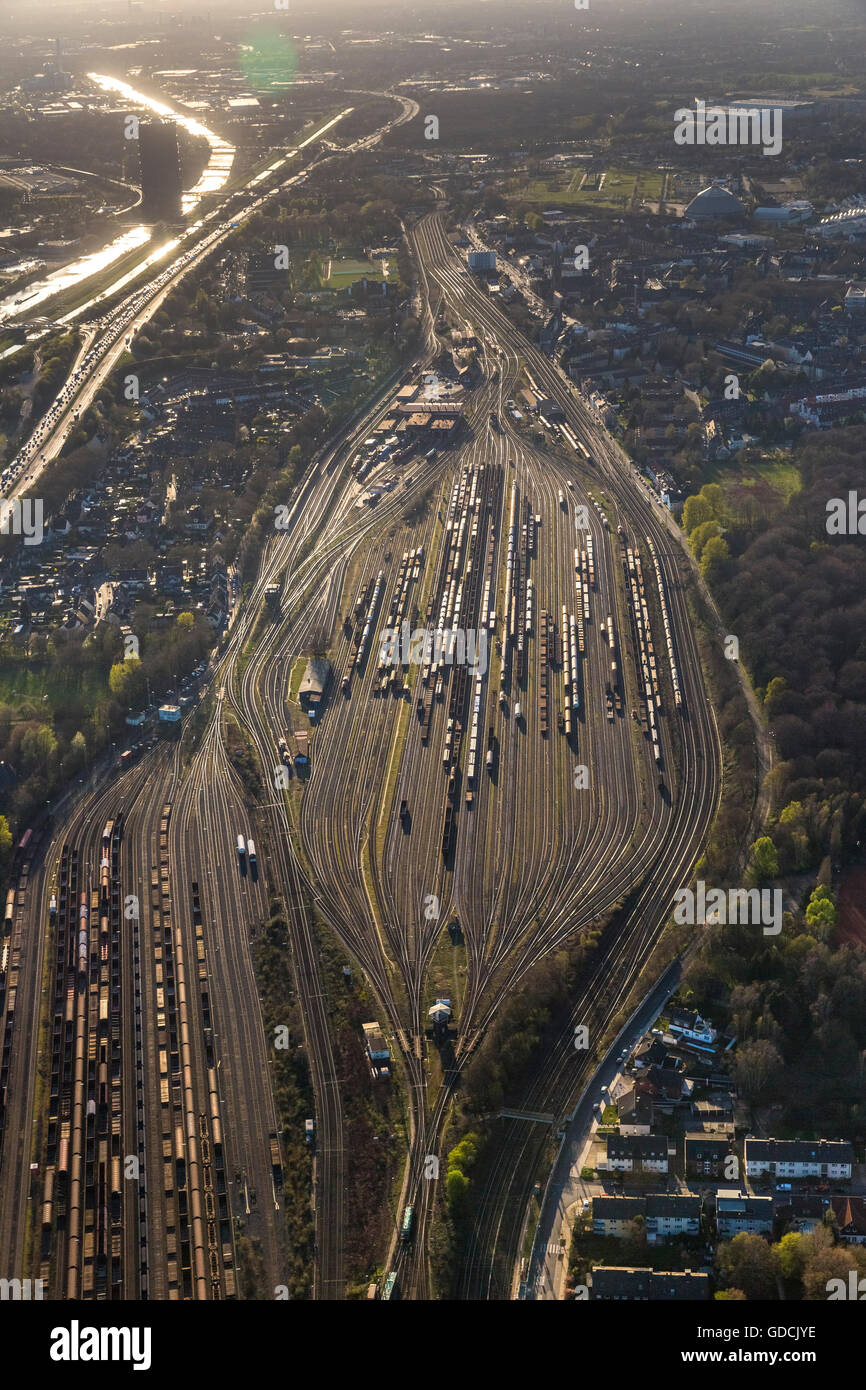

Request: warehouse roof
left=299, top=656, right=331, bottom=698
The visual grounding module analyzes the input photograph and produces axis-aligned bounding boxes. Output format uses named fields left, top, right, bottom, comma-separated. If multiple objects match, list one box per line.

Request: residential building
left=601, top=1134, right=669, bottom=1174
left=776, top=1195, right=832, bottom=1236
left=690, top=1096, right=734, bottom=1125
left=669, top=1008, right=717, bottom=1046
left=685, top=1133, right=733, bottom=1178
left=591, top=1266, right=710, bottom=1300
left=830, top=1197, right=866, bottom=1244
left=790, top=386, right=866, bottom=428
left=636, top=1065, right=694, bottom=1107
left=646, top=1194, right=702, bottom=1240
left=618, top=1093, right=654, bottom=1137
left=633, top=1037, right=669, bottom=1070
left=592, top=1196, right=646, bottom=1237
left=744, top=1138, right=854, bottom=1181
left=715, top=1188, right=774, bottom=1237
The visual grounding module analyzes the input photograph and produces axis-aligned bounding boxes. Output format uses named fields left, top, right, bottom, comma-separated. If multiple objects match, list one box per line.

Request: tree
left=700, top=535, right=731, bottom=584
left=21, top=725, right=58, bottom=772
left=732, top=1039, right=784, bottom=1104
left=681, top=493, right=713, bottom=533
left=176, top=612, right=194, bottom=630
left=689, top=519, right=722, bottom=560
left=750, top=836, right=779, bottom=880
left=108, top=659, right=145, bottom=706
left=67, top=731, right=87, bottom=773
left=775, top=1231, right=806, bottom=1282
left=623, top=1216, right=647, bottom=1261
left=761, top=675, right=789, bottom=717
left=0, top=815, right=11, bottom=863
left=445, top=1168, right=469, bottom=1213
left=805, top=884, right=836, bottom=940
left=802, top=1244, right=863, bottom=1300
left=109, top=661, right=135, bottom=699
left=717, top=1232, right=778, bottom=1299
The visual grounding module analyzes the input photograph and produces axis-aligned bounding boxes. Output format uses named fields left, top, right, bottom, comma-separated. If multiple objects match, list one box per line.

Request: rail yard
left=0, top=202, right=720, bottom=1305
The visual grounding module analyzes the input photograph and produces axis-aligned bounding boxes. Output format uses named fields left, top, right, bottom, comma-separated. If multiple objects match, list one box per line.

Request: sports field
left=320, top=255, right=397, bottom=289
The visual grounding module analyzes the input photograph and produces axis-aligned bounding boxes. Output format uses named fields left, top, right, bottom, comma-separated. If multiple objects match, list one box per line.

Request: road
left=527, top=957, right=684, bottom=1300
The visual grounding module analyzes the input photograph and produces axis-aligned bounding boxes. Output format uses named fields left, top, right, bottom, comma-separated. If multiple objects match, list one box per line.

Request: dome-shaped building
left=684, top=184, right=746, bottom=220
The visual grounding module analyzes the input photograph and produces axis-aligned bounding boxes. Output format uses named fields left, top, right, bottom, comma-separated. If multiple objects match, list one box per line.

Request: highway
left=0, top=92, right=418, bottom=504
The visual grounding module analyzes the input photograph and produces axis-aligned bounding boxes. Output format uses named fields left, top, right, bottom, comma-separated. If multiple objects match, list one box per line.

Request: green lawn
left=713, top=453, right=802, bottom=505
left=0, top=660, right=104, bottom=707
left=288, top=657, right=305, bottom=703
left=516, top=166, right=664, bottom=211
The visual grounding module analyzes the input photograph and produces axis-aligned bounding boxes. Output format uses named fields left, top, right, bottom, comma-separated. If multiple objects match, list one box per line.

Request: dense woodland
left=685, top=426, right=866, bottom=860
left=674, top=424, right=866, bottom=1299
left=679, top=429, right=866, bottom=1129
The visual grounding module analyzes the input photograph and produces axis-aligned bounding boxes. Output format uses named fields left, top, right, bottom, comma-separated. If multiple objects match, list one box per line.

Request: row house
left=600, top=1134, right=669, bottom=1174
left=592, top=1195, right=645, bottom=1237
left=591, top=1267, right=709, bottom=1301
left=744, top=1138, right=854, bottom=1181
left=685, top=1133, right=734, bottom=1179
left=591, top=1194, right=703, bottom=1240
left=647, top=1194, right=702, bottom=1241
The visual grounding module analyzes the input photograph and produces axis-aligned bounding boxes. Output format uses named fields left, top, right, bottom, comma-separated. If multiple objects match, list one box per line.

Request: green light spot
left=239, top=28, right=298, bottom=94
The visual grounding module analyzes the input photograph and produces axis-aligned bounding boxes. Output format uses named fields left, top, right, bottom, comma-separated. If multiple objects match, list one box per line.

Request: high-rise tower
left=138, top=120, right=183, bottom=221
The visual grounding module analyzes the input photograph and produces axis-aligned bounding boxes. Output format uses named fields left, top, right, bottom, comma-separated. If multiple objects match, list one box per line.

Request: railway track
left=0, top=192, right=724, bottom=1305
